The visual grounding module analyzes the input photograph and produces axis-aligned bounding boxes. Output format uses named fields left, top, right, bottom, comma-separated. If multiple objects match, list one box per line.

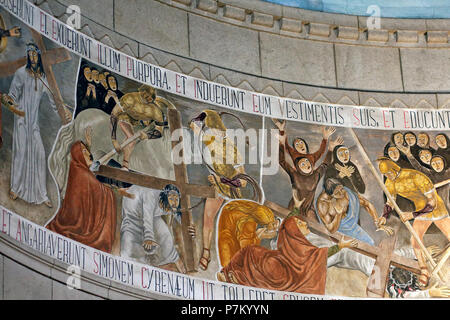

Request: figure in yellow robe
left=379, top=158, right=450, bottom=288
left=218, top=200, right=279, bottom=268
left=190, top=109, right=251, bottom=271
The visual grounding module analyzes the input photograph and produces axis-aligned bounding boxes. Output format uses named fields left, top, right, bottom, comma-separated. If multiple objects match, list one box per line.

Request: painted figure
left=273, top=119, right=335, bottom=167
left=398, top=143, right=450, bottom=212
left=4, top=43, right=71, bottom=207
left=110, top=85, right=173, bottom=170
left=189, top=109, right=260, bottom=271
left=324, top=144, right=366, bottom=195
left=120, top=184, right=195, bottom=274
left=217, top=200, right=278, bottom=268
left=316, top=178, right=393, bottom=245
left=46, top=141, right=117, bottom=253
left=102, top=74, right=123, bottom=114
left=217, top=215, right=357, bottom=295
left=434, top=133, right=450, bottom=165
left=379, top=158, right=450, bottom=287
left=387, top=267, right=450, bottom=298
left=277, top=121, right=342, bottom=219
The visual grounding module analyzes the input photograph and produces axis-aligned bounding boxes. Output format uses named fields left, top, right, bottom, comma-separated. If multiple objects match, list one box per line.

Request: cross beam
left=97, top=166, right=215, bottom=199
left=0, top=28, right=72, bottom=125
left=31, top=30, right=71, bottom=124
left=0, top=47, right=68, bottom=77
left=96, top=109, right=216, bottom=272
left=264, top=200, right=421, bottom=297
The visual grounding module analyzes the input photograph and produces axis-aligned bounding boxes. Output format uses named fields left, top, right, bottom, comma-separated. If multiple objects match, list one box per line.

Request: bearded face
left=167, top=193, right=180, bottom=211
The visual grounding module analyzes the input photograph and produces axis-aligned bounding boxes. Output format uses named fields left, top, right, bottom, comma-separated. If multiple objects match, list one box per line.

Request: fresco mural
left=0, top=2, right=449, bottom=300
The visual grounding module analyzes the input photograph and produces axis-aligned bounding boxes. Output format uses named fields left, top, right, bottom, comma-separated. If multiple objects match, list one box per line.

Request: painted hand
left=207, top=174, right=218, bottom=185
left=322, top=126, right=336, bottom=139
left=139, top=131, right=148, bottom=140
left=142, top=240, right=158, bottom=251
left=338, top=237, right=358, bottom=250
left=118, top=188, right=135, bottom=199
left=112, top=139, right=122, bottom=153
left=9, top=26, right=21, bottom=37
left=329, top=136, right=344, bottom=151
left=426, top=245, right=441, bottom=257
left=63, top=105, right=72, bottom=122
left=399, top=211, right=414, bottom=222
left=256, top=227, right=277, bottom=240
left=84, top=126, right=93, bottom=147
left=397, top=143, right=411, bottom=156
left=188, top=225, right=196, bottom=238
left=429, top=284, right=450, bottom=298
left=272, top=118, right=286, bottom=131
left=376, top=224, right=394, bottom=236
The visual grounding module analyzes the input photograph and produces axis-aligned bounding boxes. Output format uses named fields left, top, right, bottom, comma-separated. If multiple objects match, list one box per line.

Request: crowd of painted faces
left=76, top=62, right=124, bottom=117
left=385, top=132, right=449, bottom=188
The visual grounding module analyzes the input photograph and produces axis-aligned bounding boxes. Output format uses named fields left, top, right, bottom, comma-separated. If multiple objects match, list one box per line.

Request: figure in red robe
left=219, top=216, right=329, bottom=295
left=46, top=141, right=117, bottom=253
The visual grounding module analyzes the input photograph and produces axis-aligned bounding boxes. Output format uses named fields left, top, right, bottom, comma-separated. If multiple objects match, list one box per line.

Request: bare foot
left=216, top=271, right=226, bottom=282
left=121, top=160, right=130, bottom=171
left=9, top=190, right=18, bottom=200
left=199, top=248, right=211, bottom=271
left=44, top=200, right=53, bottom=208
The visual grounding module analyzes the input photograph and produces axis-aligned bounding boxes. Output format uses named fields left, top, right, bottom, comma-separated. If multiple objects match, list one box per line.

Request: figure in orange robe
left=218, top=200, right=278, bottom=268
left=46, top=141, right=117, bottom=253
left=220, top=216, right=329, bottom=295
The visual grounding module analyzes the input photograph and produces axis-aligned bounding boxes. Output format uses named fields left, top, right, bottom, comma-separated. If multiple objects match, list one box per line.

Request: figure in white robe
left=8, top=64, right=58, bottom=205
left=120, top=185, right=180, bottom=268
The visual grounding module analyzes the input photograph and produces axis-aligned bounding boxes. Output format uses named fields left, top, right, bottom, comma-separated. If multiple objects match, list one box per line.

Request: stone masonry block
left=280, top=18, right=302, bottom=33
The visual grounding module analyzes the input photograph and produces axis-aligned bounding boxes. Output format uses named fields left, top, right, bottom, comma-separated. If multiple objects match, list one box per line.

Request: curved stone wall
left=0, top=233, right=172, bottom=300
left=39, top=0, right=450, bottom=98
left=262, top=1, right=450, bottom=19
left=0, top=0, right=448, bottom=300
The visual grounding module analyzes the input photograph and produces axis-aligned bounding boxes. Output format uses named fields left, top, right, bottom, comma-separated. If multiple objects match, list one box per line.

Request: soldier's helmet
left=203, top=109, right=227, bottom=132
left=378, top=157, right=401, bottom=175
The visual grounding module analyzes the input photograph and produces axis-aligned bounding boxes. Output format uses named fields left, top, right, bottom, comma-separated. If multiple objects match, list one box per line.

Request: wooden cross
left=97, top=109, right=216, bottom=272
left=0, top=28, right=71, bottom=124
left=264, top=200, right=421, bottom=298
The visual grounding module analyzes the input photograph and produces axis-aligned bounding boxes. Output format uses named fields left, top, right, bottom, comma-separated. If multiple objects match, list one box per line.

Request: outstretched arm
left=311, top=127, right=335, bottom=163
left=328, top=237, right=358, bottom=257
left=359, top=194, right=394, bottom=236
